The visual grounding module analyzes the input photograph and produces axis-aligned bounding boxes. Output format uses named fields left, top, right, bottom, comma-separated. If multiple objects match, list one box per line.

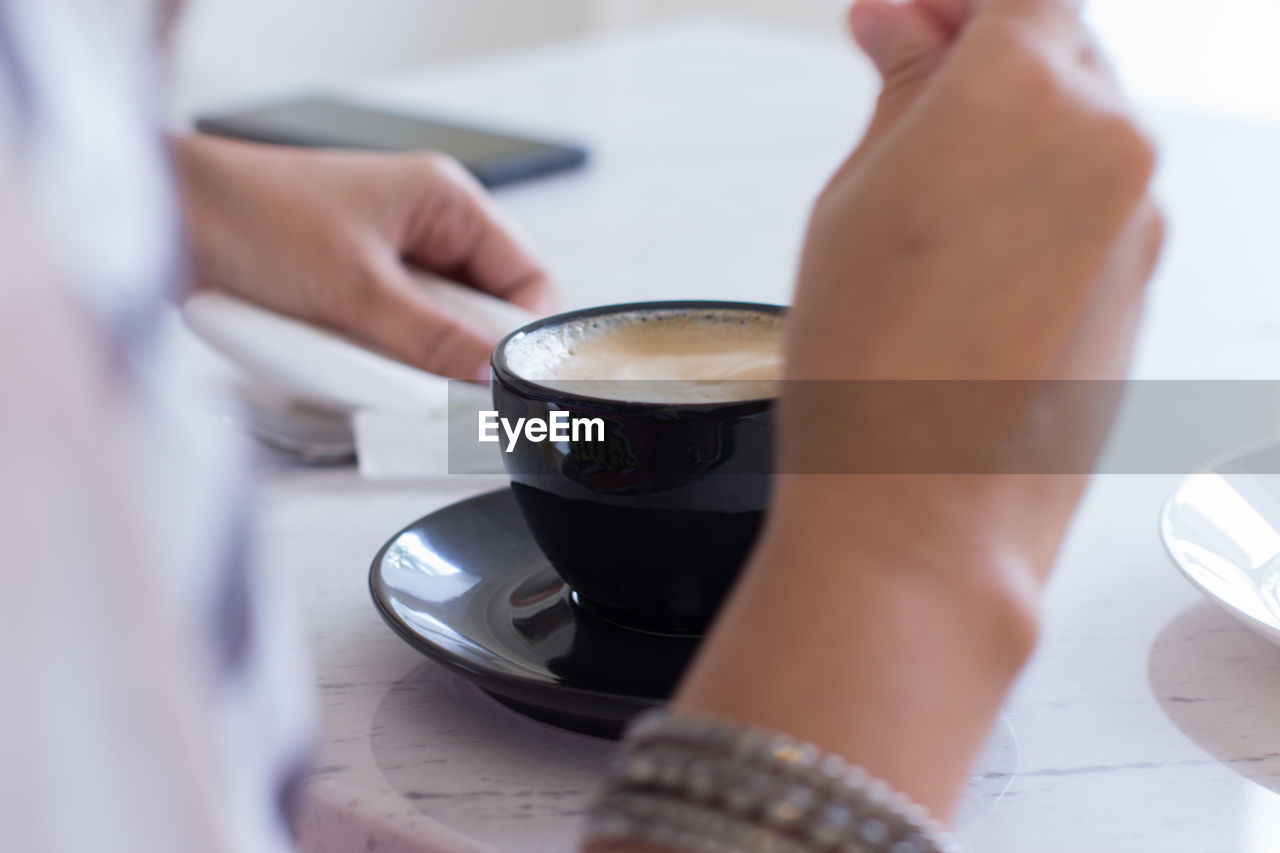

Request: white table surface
left=229, top=20, right=1280, bottom=853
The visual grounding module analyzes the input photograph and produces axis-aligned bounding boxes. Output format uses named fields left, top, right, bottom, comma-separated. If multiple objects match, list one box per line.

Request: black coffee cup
left=490, top=301, right=782, bottom=636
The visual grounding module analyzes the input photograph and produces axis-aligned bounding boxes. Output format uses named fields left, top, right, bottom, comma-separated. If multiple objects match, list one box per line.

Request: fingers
left=397, top=153, right=557, bottom=315
left=356, top=250, right=500, bottom=381
left=850, top=0, right=950, bottom=82
left=842, top=0, right=953, bottom=169
left=916, top=0, right=975, bottom=32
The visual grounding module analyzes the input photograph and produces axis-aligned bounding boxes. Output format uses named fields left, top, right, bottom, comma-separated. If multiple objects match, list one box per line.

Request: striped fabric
left=0, top=3, right=314, bottom=852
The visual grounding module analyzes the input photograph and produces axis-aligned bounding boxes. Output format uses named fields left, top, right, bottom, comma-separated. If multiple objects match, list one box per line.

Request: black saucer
left=369, top=487, right=701, bottom=738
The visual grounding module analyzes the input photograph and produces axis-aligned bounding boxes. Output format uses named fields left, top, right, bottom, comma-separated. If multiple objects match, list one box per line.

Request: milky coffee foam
left=504, top=308, right=782, bottom=404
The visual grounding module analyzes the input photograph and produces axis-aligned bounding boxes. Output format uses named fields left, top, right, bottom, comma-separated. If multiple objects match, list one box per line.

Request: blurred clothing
left=0, top=3, right=312, bottom=852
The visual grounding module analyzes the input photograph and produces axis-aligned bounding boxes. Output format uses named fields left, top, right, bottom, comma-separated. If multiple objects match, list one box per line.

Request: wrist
left=755, top=489, right=1043, bottom=676
left=774, top=475, right=1045, bottom=649
left=674, top=476, right=1044, bottom=818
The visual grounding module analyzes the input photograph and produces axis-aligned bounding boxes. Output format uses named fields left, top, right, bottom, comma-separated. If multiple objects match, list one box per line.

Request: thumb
left=359, top=253, right=499, bottom=382
left=846, top=0, right=953, bottom=160
left=851, top=0, right=950, bottom=87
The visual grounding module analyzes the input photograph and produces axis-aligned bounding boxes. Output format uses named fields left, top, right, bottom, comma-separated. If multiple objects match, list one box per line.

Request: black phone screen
left=195, top=97, right=588, bottom=188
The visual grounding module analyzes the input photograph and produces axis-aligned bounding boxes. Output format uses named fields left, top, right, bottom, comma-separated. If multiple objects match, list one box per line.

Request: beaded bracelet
left=584, top=709, right=961, bottom=853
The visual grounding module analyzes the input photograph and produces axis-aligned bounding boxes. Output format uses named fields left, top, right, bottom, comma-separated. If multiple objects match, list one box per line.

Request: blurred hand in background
left=175, top=135, right=555, bottom=381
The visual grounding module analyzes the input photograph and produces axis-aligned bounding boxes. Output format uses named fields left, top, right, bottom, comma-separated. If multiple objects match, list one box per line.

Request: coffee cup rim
left=491, top=299, right=786, bottom=409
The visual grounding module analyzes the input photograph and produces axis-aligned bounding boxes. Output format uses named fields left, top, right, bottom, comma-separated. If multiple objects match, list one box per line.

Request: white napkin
left=352, top=384, right=498, bottom=479
left=182, top=271, right=537, bottom=478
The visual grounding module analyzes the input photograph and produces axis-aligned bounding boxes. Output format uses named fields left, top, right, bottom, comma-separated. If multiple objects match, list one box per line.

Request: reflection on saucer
left=542, top=595, right=697, bottom=698
left=371, top=487, right=699, bottom=737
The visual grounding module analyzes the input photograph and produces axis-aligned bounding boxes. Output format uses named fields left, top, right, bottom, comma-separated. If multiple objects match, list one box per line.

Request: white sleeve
left=0, top=206, right=245, bottom=853
left=0, top=5, right=314, bottom=851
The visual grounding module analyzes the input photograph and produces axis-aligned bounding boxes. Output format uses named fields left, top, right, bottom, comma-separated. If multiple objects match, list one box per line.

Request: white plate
left=1160, top=441, right=1280, bottom=647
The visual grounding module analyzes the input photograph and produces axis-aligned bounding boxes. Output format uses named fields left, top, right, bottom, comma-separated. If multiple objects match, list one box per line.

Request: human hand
left=175, top=136, right=555, bottom=381
left=779, top=0, right=1163, bottom=567
left=672, top=0, right=1163, bottom=824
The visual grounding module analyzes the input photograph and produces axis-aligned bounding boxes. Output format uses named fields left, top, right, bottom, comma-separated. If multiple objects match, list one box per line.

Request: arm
left=588, top=0, right=1162, bottom=846
left=172, top=134, right=555, bottom=380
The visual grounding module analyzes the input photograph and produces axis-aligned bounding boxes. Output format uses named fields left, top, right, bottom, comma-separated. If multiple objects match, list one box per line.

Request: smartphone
left=195, top=96, right=588, bottom=188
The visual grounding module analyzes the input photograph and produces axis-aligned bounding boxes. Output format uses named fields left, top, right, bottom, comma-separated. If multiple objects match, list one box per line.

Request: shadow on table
left=369, top=661, right=613, bottom=819
left=1147, top=601, right=1280, bottom=794
left=370, top=660, right=1018, bottom=829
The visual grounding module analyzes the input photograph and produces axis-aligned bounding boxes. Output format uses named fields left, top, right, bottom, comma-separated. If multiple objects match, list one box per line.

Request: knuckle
left=1114, top=117, right=1158, bottom=182
left=421, top=190, right=482, bottom=267
left=417, top=319, right=482, bottom=377
left=327, top=259, right=386, bottom=334
left=982, top=22, right=1156, bottom=190
left=979, top=19, right=1110, bottom=117
left=410, top=150, right=476, bottom=191
left=983, top=23, right=1065, bottom=106
left=1143, top=203, right=1167, bottom=262
left=411, top=150, right=459, bottom=175
left=1088, top=114, right=1159, bottom=212
left=1009, top=56, right=1062, bottom=110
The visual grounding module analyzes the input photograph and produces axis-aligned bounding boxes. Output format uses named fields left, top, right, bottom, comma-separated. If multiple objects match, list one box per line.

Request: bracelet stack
left=585, top=709, right=961, bottom=853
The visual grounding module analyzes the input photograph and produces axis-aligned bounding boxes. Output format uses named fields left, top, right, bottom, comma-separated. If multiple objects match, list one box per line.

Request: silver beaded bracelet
left=584, top=709, right=962, bottom=853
